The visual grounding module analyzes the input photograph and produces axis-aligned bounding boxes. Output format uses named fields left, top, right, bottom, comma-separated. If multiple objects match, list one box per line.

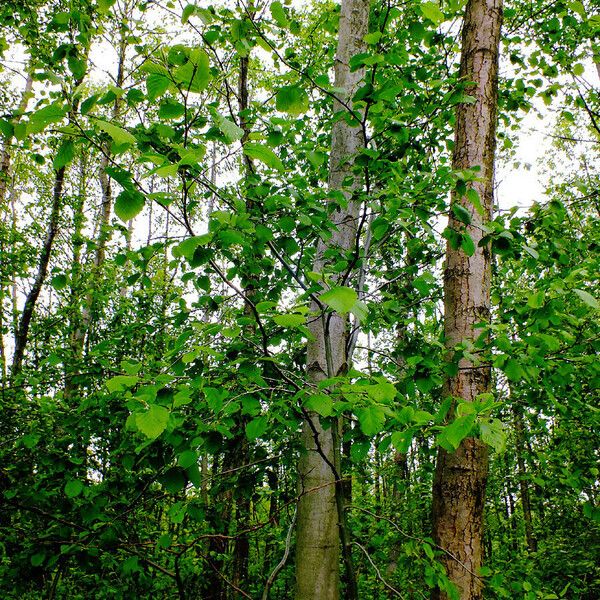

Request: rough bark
left=432, top=1, right=503, bottom=599
left=295, top=1, right=369, bottom=599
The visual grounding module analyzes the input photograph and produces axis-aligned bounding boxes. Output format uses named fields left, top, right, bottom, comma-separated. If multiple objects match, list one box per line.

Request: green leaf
left=273, top=313, right=305, bottom=327
left=181, top=3, right=195, bottom=23
left=420, top=2, right=445, bottom=25
left=480, top=418, right=506, bottom=452
left=504, top=358, right=524, bottom=382
left=64, top=479, right=84, bottom=498
left=146, top=73, right=170, bottom=101
left=356, top=406, right=386, bottom=436
left=96, top=120, right=136, bottom=146
left=573, top=288, right=599, bottom=309
left=30, top=552, right=45, bottom=567
left=136, top=405, right=170, bottom=439
left=320, top=286, right=358, bottom=314
left=243, top=143, right=284, bottom=171
left=27, top=102, right=67, bottom=134
left=452, top=204, right=472, bottom=225
left=53, top=140, right=75, bottom=170
left=442, top=414, right=475, bottom=450
left=178, top=450, right=198, bottom=469
left=270, top=1, right=289, bottom=28
left=305, top=393, right=333, bottom=417
left=115, top=189, right=145, bottom=221
left=162, top=468, right=186, bottom=493
left=245, top=416, right=268, bottom=440
left=106, top=375, right=139, bottom=392
left=50, top=274, right=68, bottom=290
left=466, top=188, right=484, bottom=215
left=158, top=99, right=185, bottom=120
left=527, top=290, right=545, bottom=309
left=68, top=55, right=87, bottom=79
left=214, top=113, right=244, bottom=143
left=276, top=85, right=309, bottom=115
left=461, top=233, right=475, bottom=256
left=173, top=48, right=211, bottom=93
left=391, top=429, right=414, bottom=453
left=172, top=234, right=212, bottom=260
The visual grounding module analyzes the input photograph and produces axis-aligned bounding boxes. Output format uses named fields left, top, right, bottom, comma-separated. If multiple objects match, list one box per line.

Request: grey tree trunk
left=431, top=0, right=503, bottom=599
left=295, top=1, right=369, bottom=599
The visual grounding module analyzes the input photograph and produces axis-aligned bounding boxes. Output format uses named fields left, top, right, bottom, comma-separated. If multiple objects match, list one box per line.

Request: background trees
left=0, top=0, right=598, bottom=599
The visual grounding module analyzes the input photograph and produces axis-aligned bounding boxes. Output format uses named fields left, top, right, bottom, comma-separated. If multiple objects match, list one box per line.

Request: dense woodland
left=0, top=0, right=599, bottom=598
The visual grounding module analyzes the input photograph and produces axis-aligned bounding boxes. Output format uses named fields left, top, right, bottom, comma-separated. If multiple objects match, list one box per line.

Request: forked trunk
left=432, top=0, right=503, bottom=598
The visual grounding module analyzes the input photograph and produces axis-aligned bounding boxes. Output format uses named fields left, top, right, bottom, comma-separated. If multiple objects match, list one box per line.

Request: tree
left=431, top=0, right=503, bottom=598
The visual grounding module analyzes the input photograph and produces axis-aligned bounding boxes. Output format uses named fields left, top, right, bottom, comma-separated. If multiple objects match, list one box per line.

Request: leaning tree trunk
left=11, top=166, right=66, bottom=378
left=295, top=1, right=369, bottom=599
left=431, top=1, right=503, bottom=599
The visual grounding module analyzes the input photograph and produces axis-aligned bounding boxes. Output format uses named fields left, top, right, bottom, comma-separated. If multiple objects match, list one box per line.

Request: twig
left=261, top=506, right=297, bottom=600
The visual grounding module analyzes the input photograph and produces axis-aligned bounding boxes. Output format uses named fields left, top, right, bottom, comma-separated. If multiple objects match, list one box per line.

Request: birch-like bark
left=295, top=1, right=369, bottom=599
left=431, top=1, right=503, bottom=599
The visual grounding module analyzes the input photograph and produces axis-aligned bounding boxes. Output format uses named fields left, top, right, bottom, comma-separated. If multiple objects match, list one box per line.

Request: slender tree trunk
left=295, top=2, right=369, bottom=599
left=0, top=73, right=33, bottom=382
left=513, top=407, right=537, bottom=552
left=431, top=1, right=503, bottom=599
left=11, top=166, right=66, bottom=377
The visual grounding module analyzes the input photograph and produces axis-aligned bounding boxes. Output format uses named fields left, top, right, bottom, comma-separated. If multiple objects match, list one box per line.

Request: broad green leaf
left=115, top=189, right=145, bottom=221
left=356, top=405, right=386, bottom=436
left=64, top=479, right=84, bottom=498
left=480, top=418, right=506, bottom=452
left=173, top=49, right=211, bottom=93
left=30, top=553, right=45, bottom=567
left=276, top=85, right=309, bottom=115
left=172, top=234, right=212, bottom=260
left=162, top=468, right=186, bottom=493
left=136, top=405, right=170, bottom=439
left=573, top=288, right=599, bottom=309
left=106, top=375, right=139, bottom=392
left=273, top=313, right=305, bottom=327
left=178, top=450, right=198, bottom=469
left=466, top=187, right=485, bottom=215
left=443, top=413, right=475, bottom=450
left=391, top=429, right=414, bottom=453
left=27, top=102, right=67, bottom=134
left=214, top=113, right=244, bottom=143
left=461, top=233, right=475, bottom=256
left=452, top=203, right=472, bottom=225
left=243, top=143, right=284, bottom=171
left=527, top=290, right=545, bottom=309
left=158, top=99, right=185, bottom=120
left=504, top=358, right=524, bottom=382
left=320, top=286, right=358, bottom=314
left=146, top=73, right=170, bottom=101
left=53, top=140, right=75, bottom=169
left=245, top=416, right=268, bottom=440
left=50, top=274, right=68, bottom=290
left=96, top=120, right=136, bottom=146
left=270, top=1, right=289, bottom=28
left=420, top=2, right=445, bottom=25
left=305, top=393, right=333, bottom=417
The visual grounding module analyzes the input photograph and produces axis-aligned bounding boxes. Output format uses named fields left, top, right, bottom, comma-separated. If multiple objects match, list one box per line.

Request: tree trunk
left=513, top=407, right=537, bottom=552
left=295, top=1, right=369, bottom=599
left=431, top=1, right=503, bottom=599
left=0, top=73, right=33, bottom=381
left=11, top=166, right=66, bottom=377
